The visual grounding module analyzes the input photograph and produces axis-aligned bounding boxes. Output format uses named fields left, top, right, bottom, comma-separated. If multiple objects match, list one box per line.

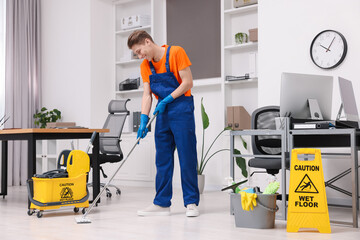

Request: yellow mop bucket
left=27, top=150, right=90, bottom=218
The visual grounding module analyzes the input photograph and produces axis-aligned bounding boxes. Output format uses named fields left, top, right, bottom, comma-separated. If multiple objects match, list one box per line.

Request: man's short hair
left=127, top=30, right=154, bottom=49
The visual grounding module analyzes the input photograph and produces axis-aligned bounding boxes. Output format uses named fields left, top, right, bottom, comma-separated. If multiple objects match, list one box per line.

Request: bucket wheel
left=82, top=208, right=87, bottom=214
left=74, top=207, right=80, bottom=213
left=37, top=211, right=43, bottom=218
left=27, top=209, right=35, bottom=216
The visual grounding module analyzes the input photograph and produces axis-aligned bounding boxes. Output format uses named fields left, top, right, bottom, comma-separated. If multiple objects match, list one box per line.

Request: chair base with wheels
left=87, top=154, right=124, bottom=198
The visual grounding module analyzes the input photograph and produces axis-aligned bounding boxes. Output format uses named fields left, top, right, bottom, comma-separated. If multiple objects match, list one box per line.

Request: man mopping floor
left=128, top=30, right=200, bottom=217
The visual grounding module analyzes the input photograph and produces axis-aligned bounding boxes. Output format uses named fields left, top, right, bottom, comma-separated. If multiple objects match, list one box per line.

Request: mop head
left=75, top=216, right=92, bottom=224
left=263, top=181, right=280, bottom=194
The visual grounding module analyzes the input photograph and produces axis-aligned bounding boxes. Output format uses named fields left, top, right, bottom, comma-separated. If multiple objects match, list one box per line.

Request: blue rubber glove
left=137, top=114, right=149, bottom=143
left=153, top=95, right=174, bottom=115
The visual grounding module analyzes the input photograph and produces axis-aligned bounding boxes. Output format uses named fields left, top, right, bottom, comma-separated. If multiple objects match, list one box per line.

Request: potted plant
left=198, top=98, right=248, bottom=193
left=33, top=107, right=61, bottom=128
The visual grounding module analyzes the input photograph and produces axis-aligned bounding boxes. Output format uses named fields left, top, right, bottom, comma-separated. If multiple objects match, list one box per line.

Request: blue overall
left=149, top=46, right=199, bottom=207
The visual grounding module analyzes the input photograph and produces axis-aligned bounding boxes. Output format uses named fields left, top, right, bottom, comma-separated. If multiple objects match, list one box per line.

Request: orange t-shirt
left=140, top=45, right=192, bottom=98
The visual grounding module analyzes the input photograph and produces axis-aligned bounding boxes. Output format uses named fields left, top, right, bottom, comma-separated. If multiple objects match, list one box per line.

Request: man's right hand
left=137, top=114, right=149, bottom=143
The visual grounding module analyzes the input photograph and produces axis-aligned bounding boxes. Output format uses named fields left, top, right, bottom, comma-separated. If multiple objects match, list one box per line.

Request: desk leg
left=92, top=133, right=100, bottom=204
left=1, top=141, right=8, bottom=198
left=281, top=132, right=287, bottom=220
left=27, top=136, right=36, bottom=208
left=230, top=134, right=234, bottom=179
left=350, top=131, right=358, bottom=228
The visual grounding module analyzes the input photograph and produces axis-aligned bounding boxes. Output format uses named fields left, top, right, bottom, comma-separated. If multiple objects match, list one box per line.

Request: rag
left=263, top=181, right=280, bottom=194
left=240, top=188, right=257, bottom=211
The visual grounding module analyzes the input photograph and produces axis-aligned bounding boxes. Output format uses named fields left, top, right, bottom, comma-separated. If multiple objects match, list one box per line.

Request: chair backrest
left=251, top=106, right=281, bottom=155
left=100, top=99, right=130, bottom=155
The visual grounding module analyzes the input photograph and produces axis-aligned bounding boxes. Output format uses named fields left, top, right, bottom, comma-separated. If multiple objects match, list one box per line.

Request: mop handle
left=81, top=113, right=158, bottom=219
left=85, top=131, right=97, bottom=153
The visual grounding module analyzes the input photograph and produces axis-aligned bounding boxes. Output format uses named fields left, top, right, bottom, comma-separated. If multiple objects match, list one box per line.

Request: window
left=0, top=0, right=5, bottom=124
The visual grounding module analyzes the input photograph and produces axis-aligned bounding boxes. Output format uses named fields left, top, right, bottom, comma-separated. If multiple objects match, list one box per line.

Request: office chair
left=88, top=99, right=130, bottom=198
left=248, top=106, right=290, bottom=176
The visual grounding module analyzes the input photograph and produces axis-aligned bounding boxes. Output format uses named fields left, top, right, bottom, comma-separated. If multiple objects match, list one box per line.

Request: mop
left=76, top=113, right=157, bottom=224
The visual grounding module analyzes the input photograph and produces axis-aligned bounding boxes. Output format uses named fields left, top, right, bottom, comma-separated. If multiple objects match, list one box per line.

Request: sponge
left=263, top=181, right=280, bottom=194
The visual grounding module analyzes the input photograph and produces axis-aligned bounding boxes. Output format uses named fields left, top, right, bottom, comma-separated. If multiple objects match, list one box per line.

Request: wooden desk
left=0, top=128, right=109, bottom=205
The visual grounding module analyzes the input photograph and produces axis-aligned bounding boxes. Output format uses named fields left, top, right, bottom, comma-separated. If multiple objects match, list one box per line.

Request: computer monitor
left=338, top=77, right=359, bottom=122
left=280, top=72, right=333, bottom=120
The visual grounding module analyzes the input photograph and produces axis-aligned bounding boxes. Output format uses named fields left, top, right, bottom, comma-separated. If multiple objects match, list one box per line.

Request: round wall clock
left=310, top=30, right=347, bottom=69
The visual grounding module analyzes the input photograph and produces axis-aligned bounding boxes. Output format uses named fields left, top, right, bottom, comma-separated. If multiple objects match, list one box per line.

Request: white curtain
left=5, top=0, right=41, bottom=186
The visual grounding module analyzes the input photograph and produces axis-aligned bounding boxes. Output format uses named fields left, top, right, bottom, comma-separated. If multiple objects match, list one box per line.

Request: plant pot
left=198, top=174, right=205, bottom=194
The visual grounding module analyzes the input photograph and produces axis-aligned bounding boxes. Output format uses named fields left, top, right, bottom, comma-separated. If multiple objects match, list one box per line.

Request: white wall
left=41, top=0, right=91, bottom=127
left=90, top=0, right=114, bottom=128
left=259, top=0, right=360, bottom=203
left=41, top=0, right=113, bottom=130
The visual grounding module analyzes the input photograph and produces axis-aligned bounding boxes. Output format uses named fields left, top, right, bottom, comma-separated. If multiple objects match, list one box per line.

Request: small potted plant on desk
left=197, top=98, right=248, bottom=193
left=33, top=107, right=61, bottom=128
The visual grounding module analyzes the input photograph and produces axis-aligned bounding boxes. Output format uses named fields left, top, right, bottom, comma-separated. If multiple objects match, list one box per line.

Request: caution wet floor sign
left=287, top=148, right=331, bottom=233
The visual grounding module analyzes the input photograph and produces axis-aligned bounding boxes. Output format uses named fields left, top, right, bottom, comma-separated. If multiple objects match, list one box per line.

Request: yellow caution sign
left=287, top=148, right=331, bottom=233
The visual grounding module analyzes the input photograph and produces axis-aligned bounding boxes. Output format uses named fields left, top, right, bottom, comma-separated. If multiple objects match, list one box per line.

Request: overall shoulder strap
left=165, top=46, right=171, bottom=73
left=148, top=61, right=157, bottom=75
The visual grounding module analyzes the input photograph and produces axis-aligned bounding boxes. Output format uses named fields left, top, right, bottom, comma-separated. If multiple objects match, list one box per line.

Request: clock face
left=310, top=30, right=347, bottom=69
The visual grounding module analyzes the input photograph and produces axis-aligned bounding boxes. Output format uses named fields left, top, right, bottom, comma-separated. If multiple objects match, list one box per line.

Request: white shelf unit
left=115, top=59, right=143, bottom=65
left=113, top=0, right=166, bottom=183
left=224, top=41, right=258, bottom=50
left=114, top=0, right=166, bottom=128
left=224, top=3, right=258, bottom=15
left=221, top=1, right=259, bottom=123
left=114, top=0, right=166, bottom=95
left=115, top=0, right=152, bottom=91
left=193, top=78, right=222, bottom=88
left=115, top=25, right=151, bottom=35
left=224, top=77, right=258, bottom=85
left=36, top=140, right=58, bottom=174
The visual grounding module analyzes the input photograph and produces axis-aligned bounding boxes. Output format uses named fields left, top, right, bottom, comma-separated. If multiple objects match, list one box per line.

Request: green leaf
left=201, top=97, right=209, bottom=130
left=54, top=109, right=61, bottom=118
left=239, top=136, right=247, bottom=149
left=40, top=107, right=47, bottom=112
left=234, top=148, right=248, bottom=178
left=224, top=126, right=232, bottom=131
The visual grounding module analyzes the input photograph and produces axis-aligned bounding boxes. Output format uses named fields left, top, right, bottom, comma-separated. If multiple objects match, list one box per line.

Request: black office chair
left=88, top=99, right=130, bottom=198
left=248, top=106, right=290, bottom=176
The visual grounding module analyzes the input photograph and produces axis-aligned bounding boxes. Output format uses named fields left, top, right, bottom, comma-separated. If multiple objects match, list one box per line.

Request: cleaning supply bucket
left=231, top=192, right=278, bottom=229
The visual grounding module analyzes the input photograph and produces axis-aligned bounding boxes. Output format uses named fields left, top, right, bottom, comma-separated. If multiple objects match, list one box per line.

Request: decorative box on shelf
left=249, top=28, right=258, bottom=42
left=46, top=122, right=76, bottom=129
left=121, top=15, right=151, bottom=30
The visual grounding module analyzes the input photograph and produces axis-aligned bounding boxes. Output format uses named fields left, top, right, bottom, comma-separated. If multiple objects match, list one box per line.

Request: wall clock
left=310, top=30, right=347, bottom=69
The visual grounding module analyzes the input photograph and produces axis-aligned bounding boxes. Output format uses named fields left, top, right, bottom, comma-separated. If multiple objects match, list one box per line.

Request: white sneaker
left=137, top=204, right=170, bottom=216
left=186, top=204, right=199, bottom=217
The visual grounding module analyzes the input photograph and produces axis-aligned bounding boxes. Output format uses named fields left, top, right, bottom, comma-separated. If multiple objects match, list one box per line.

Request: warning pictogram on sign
left=60, top=187, right=73, bottom=200
left=295, top=174, right=319, bottom=194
